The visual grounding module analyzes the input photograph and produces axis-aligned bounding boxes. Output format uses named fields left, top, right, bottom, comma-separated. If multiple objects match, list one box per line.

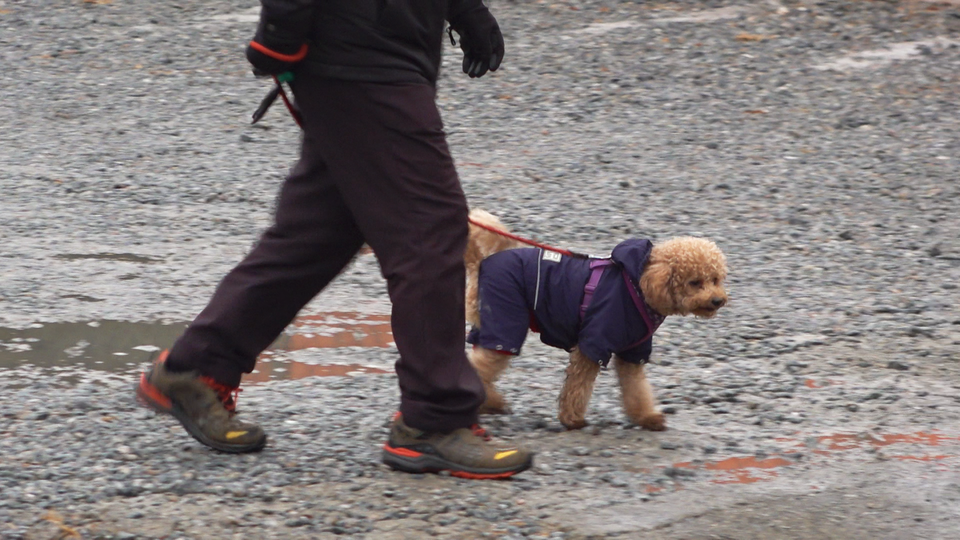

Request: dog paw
left=480, top=393, right=510, bottom=415
left=638, top=413, right=667, bottom=431
left=479, top=403, right=511, bottom=415
left=560, top=418, right=588, bottom=430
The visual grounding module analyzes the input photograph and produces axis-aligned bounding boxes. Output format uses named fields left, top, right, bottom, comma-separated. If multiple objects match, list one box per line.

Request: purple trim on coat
left=621, top=270, right=666, bottom=350
left=579, top=259, right=615, bottom=320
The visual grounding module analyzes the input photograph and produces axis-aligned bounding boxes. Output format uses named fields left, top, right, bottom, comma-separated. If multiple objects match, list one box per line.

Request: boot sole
left=382, top=444, right=532, bottom=479
left=136, top=374, right=267, bottom=454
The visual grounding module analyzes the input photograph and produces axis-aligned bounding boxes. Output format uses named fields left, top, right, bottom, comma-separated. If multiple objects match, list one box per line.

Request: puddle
left=0, top=312, right=395, bottom=384
left=0, top=321, right=186, bottom=373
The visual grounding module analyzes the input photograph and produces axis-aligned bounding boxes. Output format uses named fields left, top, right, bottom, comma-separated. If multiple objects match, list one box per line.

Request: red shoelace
left=471, top=424, right=492, bottom=441
left=199, top=376, right=242, bottom=413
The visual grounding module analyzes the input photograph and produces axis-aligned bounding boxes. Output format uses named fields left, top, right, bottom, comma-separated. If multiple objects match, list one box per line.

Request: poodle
left=465, top=209, right=728, bottom=431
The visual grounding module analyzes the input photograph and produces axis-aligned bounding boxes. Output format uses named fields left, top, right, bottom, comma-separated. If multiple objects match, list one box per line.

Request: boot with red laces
left=136, top=351, right=267, bottom=453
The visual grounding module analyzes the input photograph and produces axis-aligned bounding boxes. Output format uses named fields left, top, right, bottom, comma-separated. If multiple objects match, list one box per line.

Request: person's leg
left=296, top=78, right=484, bottom=433
left=165, top=132, right=365, bottom=387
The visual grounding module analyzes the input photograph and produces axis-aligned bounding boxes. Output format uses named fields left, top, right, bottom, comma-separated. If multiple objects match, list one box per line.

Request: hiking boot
left=382, top=413, right=533, bottom=479
left=135, top=350, right=267, bottom=453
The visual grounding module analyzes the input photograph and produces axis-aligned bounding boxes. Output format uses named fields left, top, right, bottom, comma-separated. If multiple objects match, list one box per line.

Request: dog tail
left=465, top=209, right=522, bottom=327
left=466, top=209, right=522, bottom=267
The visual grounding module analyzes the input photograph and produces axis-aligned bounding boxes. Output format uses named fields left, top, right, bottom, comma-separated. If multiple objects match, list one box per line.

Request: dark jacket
left=259, top=0, right=483, bottom=84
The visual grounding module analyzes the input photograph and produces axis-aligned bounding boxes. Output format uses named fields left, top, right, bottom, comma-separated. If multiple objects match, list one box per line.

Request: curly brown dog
left=465, top=209, right=728, bottom=430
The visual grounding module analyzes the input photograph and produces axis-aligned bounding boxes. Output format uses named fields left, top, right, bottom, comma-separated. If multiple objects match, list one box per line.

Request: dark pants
left=166, top=77, right=485, bottom=433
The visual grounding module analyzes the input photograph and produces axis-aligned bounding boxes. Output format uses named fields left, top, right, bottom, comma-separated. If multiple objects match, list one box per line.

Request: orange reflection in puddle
left=812, top=432, right=959, bottom=463
left=667, top=431, right=959, bottom=487
left=890, top=455, right=951, bottom=462
left=237, top=312, right=396, bottom=384
left=244, top=361, right=389, bottom=384
left=278, top=312, right=394, bottom=350
left=804, top=378, right=843, bottom=389
left=672, top=456, right=793, bottom=485
left=818, top=431, right=956, bottom=451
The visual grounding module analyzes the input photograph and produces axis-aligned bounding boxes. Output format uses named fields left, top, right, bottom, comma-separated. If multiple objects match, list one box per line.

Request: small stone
left=664, top=467, right=696, bottom=478
left=887, top=361, right=910, bottom=371
left=660, top=442, right=679, bottom=450
left=703, top=445, right=718, bottom=454
left=846, top=404, right=859, bottom=412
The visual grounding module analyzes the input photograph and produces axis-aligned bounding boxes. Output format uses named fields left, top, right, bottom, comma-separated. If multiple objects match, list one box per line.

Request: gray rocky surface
left=2, top=0, right=960, bottom=538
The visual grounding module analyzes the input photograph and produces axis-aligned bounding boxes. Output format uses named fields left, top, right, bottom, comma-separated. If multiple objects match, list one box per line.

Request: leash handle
left=467, top=217, right=589, bottom=259
left=251, top=85, right=281, bottom=124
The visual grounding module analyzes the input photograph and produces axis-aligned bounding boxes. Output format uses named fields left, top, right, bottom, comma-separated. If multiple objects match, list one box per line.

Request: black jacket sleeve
left=258, top=0, right=317, bottom=41
left=447, top=0, right=484, bottom=24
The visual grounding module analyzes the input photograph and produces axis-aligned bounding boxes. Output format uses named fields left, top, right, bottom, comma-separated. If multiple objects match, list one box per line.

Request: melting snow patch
left=576, top=21, right=639, bottom=35
left=815, top=38, right=959, bottom=71
left=657, top=6, right=747, bottom=24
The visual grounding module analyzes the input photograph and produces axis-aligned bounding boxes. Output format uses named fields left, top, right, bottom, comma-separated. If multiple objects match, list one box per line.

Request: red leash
left=467, top=217, right=589, bottom=259
left=272, top=75, right=303, bottom=128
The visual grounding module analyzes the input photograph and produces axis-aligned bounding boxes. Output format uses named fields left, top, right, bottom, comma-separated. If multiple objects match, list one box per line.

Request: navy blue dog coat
left=467, top=239, right=665, bottom=366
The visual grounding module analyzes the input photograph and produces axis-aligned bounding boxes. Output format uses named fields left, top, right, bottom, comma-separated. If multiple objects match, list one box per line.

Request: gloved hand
left=449, top=3, right=504, bottom=78
left=245, top=17, right=310, bottom=77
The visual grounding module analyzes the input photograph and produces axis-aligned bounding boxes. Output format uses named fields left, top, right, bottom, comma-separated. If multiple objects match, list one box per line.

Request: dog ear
left=639, top=260, right=675, bottom=315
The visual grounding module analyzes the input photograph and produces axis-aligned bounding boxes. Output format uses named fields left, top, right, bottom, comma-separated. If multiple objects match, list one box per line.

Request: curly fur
left=465, top=209, right=728, bottom=430
left=465, top=210, right=523, bottom=327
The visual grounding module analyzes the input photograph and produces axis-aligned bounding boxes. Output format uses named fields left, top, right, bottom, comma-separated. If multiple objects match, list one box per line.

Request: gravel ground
left=2, top=0, right=960, bottom=538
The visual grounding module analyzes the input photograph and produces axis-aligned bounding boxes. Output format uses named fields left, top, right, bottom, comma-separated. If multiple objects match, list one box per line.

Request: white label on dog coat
left=542, top=251, right=563, bottom=263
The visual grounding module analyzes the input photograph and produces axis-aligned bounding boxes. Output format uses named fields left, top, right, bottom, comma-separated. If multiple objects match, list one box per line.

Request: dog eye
left=688, top=279, right=702, bottom=287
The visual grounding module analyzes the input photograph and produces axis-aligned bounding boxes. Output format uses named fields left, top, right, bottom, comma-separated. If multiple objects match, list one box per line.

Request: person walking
left=136, top=0, right=533, bottom=479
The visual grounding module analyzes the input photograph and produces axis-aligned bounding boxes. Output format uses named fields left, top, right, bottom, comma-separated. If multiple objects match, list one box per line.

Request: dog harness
left=579, top=258, right=665, bottom=351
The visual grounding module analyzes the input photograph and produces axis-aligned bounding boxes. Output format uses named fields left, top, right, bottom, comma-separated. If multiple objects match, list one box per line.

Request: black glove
left=449, top=3, right=504, bottom=78
left=245, top=16, right=311, bottom=77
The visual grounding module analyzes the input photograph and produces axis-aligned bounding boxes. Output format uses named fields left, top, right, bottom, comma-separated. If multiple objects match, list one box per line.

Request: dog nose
left=711, top=297, right=725, bottom=307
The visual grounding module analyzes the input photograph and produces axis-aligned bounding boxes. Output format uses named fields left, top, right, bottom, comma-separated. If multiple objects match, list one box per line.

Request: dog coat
left=466, top=239, right=665, bottom=366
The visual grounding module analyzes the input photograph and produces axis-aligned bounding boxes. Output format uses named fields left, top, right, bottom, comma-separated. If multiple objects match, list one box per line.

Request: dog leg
left=614, top=357, right=666, bottom=431
left=469, top=347, right=512, bottom=414
left=558, top=349, right=601, bottom=430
